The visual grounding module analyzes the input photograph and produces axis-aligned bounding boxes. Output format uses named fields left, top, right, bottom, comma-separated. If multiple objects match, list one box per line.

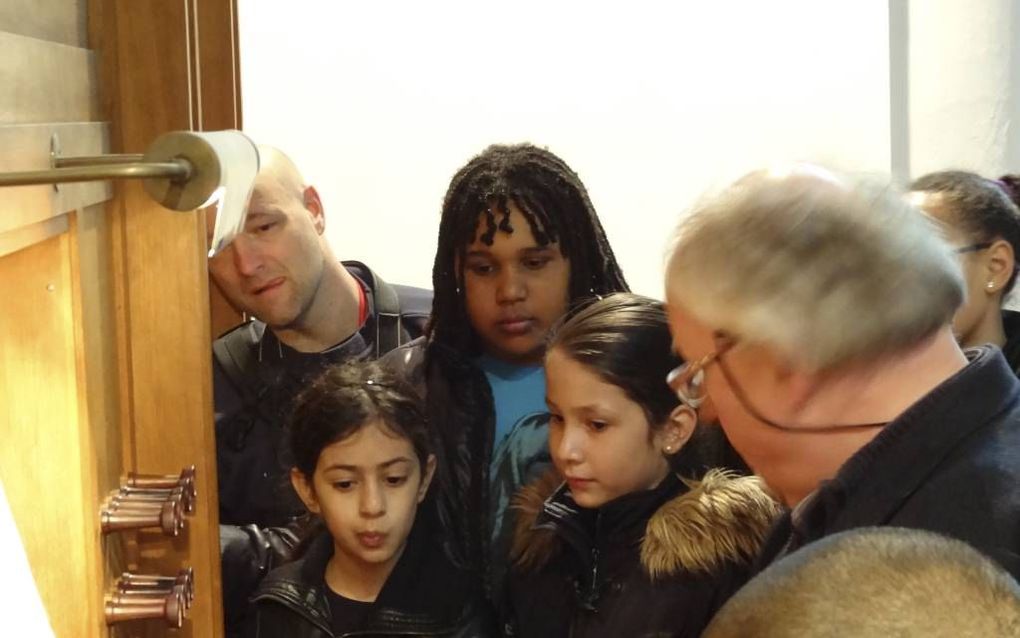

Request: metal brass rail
left=53, top=154, right=144, bottom=168
left=0, top=158, right=191, bottom=187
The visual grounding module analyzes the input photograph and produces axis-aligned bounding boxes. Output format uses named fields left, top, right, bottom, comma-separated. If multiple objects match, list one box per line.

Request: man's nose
left=230, top=234, right=263, bottom=277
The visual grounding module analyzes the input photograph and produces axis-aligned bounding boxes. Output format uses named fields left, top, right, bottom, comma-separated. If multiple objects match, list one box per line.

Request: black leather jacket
left=247, top=523, right=494, bottom=638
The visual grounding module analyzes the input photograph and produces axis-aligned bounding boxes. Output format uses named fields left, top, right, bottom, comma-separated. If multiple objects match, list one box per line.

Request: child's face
left=545, top=348, right=683, bottom=509
left=292, top=420, right=435, bottom=574
left=461, top=202, right=571, bottom=365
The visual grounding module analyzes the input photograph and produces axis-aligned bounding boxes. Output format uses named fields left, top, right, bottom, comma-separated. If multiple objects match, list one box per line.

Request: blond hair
left=703, top=527, right=1020, bottom=638
left=666, top=167, right=964, bottom=371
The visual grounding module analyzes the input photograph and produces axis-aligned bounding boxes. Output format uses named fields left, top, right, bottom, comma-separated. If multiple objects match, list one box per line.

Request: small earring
left=987, top=281, right=996, bottom=290
left=664, top=445, right=674, bottom=454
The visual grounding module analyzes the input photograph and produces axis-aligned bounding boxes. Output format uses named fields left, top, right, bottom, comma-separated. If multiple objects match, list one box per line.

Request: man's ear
left=984, top=238, right=1015, bottom=294
left=660, top=405, right=697, bottom=456
left=290, top=468, right=321, bottom=514
left=417, top=454, right=438, bottom=503
left=303, top=186, right=326, bottom=235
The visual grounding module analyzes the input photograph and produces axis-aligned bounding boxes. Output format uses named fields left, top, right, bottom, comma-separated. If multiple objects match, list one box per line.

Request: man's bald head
left=254, top=145, right=307, bottom=205
left=208, top=144, right=335, bottom=331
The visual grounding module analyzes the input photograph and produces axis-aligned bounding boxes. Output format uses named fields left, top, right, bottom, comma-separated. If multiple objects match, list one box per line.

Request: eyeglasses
left=667, top=333, right=887, bottom=434
left=666, top=334, right=736, bottom=409
left=955, top=242, right=993, bottom=254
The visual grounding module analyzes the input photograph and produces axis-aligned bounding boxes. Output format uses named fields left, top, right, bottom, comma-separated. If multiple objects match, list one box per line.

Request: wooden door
left=0, top=1, right=241, bottom=635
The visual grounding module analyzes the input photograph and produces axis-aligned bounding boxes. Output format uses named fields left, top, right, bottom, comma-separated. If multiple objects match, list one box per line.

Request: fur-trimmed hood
left=511, top=468, right=782, bottom=579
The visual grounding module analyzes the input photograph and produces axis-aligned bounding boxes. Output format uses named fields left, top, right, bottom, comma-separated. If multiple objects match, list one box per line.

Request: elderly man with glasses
left=664, top=165, right=1020, bottom=579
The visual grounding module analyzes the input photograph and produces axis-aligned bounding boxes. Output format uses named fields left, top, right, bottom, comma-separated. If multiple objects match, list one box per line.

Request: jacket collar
left=511, top=468, right=781, bottom=579
left=254, top=519, right=463, bottom=635
left=794, top=346, right=1020, bottom=540
left=534, top=472, right=679, bottom=577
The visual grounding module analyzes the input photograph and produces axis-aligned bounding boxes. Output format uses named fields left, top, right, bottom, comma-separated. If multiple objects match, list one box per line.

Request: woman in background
left=910, top=170, right=1020, bottom=373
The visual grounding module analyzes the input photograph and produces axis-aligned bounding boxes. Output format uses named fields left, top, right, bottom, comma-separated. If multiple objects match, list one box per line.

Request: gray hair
left=665, top=167, right=964, bottom=371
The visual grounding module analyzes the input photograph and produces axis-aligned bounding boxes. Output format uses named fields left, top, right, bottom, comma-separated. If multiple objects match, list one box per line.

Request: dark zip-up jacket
left=757, top=345, right=1020, bottom=580
left=504, top=469, right=781, bottom=638
left=247, top=522, right=493, bottom=638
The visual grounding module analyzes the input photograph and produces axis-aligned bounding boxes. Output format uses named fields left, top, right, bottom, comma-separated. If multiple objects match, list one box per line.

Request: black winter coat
left=505, top=469, right=782, bottom=638
left=757, top=346, right=1020, bottom=579
left=247, top=522, right=493, bottom=638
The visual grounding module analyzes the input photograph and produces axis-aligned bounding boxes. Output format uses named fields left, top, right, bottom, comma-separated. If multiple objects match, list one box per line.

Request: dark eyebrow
left=322, top=457, right=413, bottom=472
left=520, top=246, right=555, bottom=256
left=465, top=245, right=556, bottom=259
left=245, top=211, right=278, bottom=224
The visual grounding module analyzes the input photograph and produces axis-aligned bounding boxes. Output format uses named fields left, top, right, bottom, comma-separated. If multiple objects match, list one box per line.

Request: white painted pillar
left=902, top=0, right=1020, bottom=180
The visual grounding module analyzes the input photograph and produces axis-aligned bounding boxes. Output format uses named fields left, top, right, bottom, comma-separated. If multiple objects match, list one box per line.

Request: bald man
left=211, top=148, right=430, bottom=632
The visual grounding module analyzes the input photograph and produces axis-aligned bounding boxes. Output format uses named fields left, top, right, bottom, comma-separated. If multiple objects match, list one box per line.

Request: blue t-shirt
left=477, top=355, right=547, bottom=448
left=476, top=354, right=552, bottom=600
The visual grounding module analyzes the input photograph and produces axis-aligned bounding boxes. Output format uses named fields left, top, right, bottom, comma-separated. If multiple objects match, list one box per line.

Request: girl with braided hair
left=383, top=142, right=629, bottom=604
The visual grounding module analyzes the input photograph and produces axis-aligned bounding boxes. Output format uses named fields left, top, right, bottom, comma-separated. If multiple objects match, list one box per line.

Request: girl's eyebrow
left=322, top=457, right=414, bottom=472
left=520, top=246, right=555, bottom=255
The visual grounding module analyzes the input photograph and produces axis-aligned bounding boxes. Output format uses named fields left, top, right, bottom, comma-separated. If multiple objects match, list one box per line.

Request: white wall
left=907, top=0, right=1020, bottom=178
left=238, top=1, right=892, bottom=297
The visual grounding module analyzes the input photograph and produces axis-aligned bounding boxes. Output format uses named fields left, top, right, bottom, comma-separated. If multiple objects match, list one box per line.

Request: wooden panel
left=110, top=2, right=195, bottom=149
left=195, top=0, right=241, bottom=132
left=194, top=0, right=244, bottom=336
left=0, top=122, right=112, bottom=236
left=69, top=203, right=127, bottom=637
left=0, top=31, right=99, bottom=124
left=0, top=0, right=87, bottom=47
left=0, top=214, right=68, bottom=260
left=90, top=1, right=227, bottom=635
left=0, top=232, right=97, bottom=637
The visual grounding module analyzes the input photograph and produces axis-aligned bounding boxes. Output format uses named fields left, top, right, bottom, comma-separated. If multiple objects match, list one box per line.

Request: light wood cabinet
left=0, top=1, right=242, bottom=635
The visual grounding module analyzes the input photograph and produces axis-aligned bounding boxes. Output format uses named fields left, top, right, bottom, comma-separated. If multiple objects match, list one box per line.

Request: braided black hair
left=912, top=170, right=1020, bottom=293
left=429, top=143, right=629, bottom=353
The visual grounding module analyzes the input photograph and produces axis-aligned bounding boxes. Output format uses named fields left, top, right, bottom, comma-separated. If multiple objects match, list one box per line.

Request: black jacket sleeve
left=221, top=523, right=302, bottom=636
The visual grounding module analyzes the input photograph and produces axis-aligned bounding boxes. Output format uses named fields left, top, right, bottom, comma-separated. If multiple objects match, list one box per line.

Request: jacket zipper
left=588, top=511, right=602, bottom=607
